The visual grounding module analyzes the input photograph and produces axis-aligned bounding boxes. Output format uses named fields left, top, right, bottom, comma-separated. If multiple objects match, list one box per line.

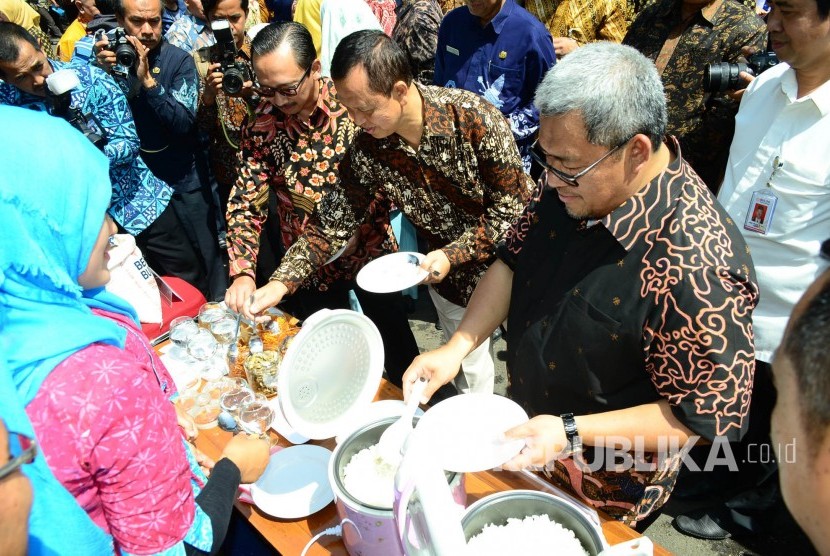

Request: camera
left=46, top=69, right=108, bottom=150
left=95, top=27, right=137, bottom=68
left=210, top=19, right=250, bottom=95
left=704, top=51, right=779, bottom=93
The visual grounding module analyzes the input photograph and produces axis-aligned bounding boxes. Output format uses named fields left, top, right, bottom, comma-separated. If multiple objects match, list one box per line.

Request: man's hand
left=727, top=71, right=756, bottom=101
left=225, top=275, right=257, bottom=314
left=220, top=433, right=270, bottom=483
left=202, top=62, right=224, bottom=106
left=401, top=344, right=465, bottom=403
left=419, top=249, right=451, bottom=285
left=245, top=280, right=289, bottom=322
left=95, top=35, right=116, bottom=72
left=553, top=37, right=579, bottom=57
left=126, top=35, right=155, bottom=89
left=501, top=415, right=569, bottom=471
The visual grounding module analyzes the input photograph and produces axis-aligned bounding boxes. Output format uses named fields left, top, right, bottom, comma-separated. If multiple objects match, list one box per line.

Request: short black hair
left=780, top=270, right=830, bottom=455
left=202, top=0, right=249, bottom=20
left=251, top=21, right=314, bottom=70
left=96, top=0, right=116, bottom=16
left=0, top=22, right=40, bottom=78
left=817, top=0, right=829, bottom=19
left=330, top=30, right=412, bottom=96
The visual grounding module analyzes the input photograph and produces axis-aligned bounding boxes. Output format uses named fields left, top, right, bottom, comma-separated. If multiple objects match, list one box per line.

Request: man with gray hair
left=404, top=42, right=759, bottom=524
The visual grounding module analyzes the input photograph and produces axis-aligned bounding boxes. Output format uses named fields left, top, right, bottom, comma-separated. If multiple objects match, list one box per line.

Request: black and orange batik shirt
left=497, top=137, right=759, bottom=524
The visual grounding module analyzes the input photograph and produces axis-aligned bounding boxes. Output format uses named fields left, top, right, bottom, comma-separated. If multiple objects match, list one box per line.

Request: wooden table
left=192, top=380, right=670, bottom=556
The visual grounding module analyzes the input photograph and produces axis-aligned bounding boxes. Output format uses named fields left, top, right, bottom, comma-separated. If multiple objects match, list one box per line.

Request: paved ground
left=404, top=287, right=817, bottom=556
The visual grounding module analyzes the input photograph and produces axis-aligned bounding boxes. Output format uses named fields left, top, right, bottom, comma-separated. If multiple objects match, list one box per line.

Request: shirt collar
left=778, top=65, right=830, bottom=116
left=489, top=0, right=515, bottom=34
left=283, top=77, right=339, bottom=128
left=597, top=136, right=685, bottom=252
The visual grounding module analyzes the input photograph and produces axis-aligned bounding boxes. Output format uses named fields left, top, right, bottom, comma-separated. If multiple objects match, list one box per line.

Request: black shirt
left=497, top=138, right=758, bottom=523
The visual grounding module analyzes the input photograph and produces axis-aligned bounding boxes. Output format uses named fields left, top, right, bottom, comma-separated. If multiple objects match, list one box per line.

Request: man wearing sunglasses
left=404, top=42, right=759, bottom=525
left=225, top=21, right=420, bottom=386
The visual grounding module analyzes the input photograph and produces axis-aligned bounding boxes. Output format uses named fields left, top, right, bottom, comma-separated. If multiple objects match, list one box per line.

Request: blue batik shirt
left=0, top=59, right=173, bottom=235
left=434, top=0, right=555, bottom=172
left=162, top=0, right=187, bottom=34
left=165, top=11, right=214, bottom=53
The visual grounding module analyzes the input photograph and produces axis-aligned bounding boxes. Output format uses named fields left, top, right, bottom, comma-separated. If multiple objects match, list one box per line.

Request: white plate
left=250, top=445, right=334, bottom=519
left=356, top=252, right=429, bottom=293
left=413, top=394, right=529, bottom=473
left=268, top=397, right=310, bottom=445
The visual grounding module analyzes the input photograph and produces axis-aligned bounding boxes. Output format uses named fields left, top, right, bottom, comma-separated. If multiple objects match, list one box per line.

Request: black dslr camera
left=108, top=27, right=138, bottom=68
left=704, top=51, right=779, bottom=93
left=210, top=19, right=250, bottom=95
left=46, top=70, right=108, bottom=150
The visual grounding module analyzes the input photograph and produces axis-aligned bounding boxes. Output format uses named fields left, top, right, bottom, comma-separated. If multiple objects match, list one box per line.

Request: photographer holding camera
left=0, top=21, right=198, bottom=282
left=193, top=0, right=253, bottom=213
left=623, top=0, right=767, bottom=193
left=93, top=0, right=228, bottom=301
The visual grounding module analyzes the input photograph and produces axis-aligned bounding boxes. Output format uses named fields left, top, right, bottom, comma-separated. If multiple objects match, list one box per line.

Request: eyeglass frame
left=253, top=65, right=313, bottom=98
left=0, top=432, right=37, bottom=481
left=530, top=137, right=633, bottom=187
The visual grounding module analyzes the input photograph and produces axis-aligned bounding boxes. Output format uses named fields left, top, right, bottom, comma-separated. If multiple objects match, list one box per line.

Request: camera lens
left=115, top=44, right=137, bottom=68
left=704, top=62, right=749, bottom=93
left=223, top=69, right=244, bottom=95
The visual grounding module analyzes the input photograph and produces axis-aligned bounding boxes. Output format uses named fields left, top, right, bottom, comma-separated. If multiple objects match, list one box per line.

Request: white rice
left=467, top=514, right=589, bottom=556
left=343, top=444, right=398, bottom=509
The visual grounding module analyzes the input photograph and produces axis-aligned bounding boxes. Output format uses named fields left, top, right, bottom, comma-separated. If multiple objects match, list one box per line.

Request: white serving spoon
left=377, top=377, right=429, bottom=465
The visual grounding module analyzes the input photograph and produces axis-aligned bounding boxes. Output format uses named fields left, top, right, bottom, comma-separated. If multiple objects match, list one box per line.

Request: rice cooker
left=275, top=309, right=466, bottom=556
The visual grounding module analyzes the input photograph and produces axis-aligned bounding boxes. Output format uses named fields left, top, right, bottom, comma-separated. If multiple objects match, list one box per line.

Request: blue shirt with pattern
left=434, top=0, right=555, bottom=172
left=0, top=59, right=173, bottom=235
left=165, top=11, right=215, bottom=54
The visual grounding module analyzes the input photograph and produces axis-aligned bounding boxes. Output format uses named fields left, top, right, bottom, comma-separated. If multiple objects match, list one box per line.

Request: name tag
left=446, top=45, right=460, bottom=56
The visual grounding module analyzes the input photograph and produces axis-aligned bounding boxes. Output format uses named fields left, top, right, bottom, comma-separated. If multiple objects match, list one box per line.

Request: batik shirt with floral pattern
left=498, top=138, right=758, bottom=524
left=526, top=0, right=630, bottom=45
left=227, top=78, right=395, bottom=292
left=623, top=0, right=767, bottom=190
left=315, top=84, right=534, bottom=306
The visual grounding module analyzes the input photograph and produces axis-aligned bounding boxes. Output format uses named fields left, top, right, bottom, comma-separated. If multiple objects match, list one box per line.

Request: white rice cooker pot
left=329, top=415, right=466, bottom=556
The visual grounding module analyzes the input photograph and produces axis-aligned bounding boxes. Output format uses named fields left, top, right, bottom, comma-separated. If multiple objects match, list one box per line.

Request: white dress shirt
left=718, top=62, right=830, bottom=362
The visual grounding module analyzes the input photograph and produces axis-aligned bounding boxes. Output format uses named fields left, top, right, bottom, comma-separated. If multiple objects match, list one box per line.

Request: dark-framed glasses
left=253, top=65, right=312, bottom=98
left=530, top=138, right=631, bottom=187
left=0, top=432, right=37, bottom=481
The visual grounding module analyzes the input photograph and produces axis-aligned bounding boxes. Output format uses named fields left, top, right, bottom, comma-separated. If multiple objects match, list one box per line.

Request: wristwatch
left=560, top=413, right=582, bottom=455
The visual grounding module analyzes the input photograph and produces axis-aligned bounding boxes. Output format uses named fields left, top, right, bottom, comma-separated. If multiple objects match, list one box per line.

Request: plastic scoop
left=377, top=377, right=428, bottom=465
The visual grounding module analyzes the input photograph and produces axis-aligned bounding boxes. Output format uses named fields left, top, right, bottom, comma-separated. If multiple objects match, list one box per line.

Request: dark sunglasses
left=0, top=432, right=37, bottom=481
left=253, top=65, right=312, bottom=98
left=530, top=138, right=631, bottom=187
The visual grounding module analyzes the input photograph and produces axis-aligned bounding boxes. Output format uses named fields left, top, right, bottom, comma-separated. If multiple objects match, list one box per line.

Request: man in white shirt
left=675, top=0, right=830, bottom=540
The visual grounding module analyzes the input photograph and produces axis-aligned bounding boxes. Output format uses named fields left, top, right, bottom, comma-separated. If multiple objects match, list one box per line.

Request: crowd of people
left=1, top=0, right=829, bottom=553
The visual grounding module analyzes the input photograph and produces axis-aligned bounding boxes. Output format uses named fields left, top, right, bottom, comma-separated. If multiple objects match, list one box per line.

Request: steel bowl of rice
left=462, top=490, right=607, bottom=555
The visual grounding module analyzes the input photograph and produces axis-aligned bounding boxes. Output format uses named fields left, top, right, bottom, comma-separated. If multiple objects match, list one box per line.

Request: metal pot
left=462, top=490, right=606, bottom=555
left=329, top=416, right=466, bottom=556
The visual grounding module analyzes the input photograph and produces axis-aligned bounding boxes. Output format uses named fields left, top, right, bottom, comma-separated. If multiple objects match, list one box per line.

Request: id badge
left=744, top=189, right=778, bottom=235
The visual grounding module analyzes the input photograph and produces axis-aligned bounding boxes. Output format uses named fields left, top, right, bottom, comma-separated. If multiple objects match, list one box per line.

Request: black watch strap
left=560, top=412, right=582, bottom=455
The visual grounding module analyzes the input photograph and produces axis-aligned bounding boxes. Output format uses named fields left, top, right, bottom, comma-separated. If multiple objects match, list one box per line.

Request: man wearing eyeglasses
left=225, top=21, right=420, bottom=386
left=403, top=43, right=759, bottom=525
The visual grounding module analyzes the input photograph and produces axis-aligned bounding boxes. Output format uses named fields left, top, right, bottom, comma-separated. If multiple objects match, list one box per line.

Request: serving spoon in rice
left=377, top=377, right=429, bottom=466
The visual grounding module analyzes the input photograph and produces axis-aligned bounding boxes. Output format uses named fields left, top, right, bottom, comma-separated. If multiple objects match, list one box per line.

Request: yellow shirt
left=293, top=0, right=323, bottom=57
left=526, top=0, right=630, bottom=45
left=58, top=19, right=87, bottom=62
left=0, top=0, right=40, bottom=29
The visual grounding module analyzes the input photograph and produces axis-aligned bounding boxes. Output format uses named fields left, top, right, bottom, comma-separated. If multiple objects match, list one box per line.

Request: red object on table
left=140, top=276, right=206, bottom=341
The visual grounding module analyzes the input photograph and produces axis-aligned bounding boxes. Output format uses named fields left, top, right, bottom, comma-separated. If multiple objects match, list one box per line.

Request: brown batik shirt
left=498, top=137, right=758, bottom=524
left=313, top=83, right=534, bottom=307
left=226, top=78, right=395, bottom=293
left=525, top=0, right=630, bottom=45
left=392, top=0, right=443, bottom=84
left=624, top=0, right=767, bottom=191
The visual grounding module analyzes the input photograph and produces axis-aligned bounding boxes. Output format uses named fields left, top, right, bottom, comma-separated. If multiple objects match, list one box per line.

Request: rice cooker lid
left=277, top=309, right=384, bottom=440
